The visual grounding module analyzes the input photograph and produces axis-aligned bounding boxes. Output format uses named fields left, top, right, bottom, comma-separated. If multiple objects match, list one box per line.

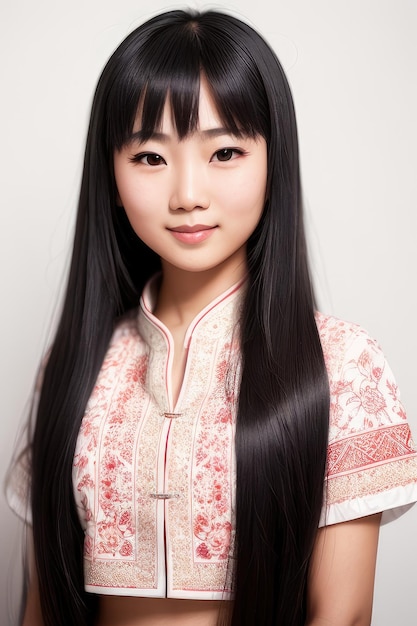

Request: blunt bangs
left=101, top=11, right=271, bottom=153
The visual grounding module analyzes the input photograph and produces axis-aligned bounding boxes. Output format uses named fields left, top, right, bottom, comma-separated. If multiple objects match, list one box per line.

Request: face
left=114, top=79, right=267, bottom=283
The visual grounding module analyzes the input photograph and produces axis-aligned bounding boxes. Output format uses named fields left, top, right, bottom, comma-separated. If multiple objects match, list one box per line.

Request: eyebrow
left=129, top=127, right=241, bottom=144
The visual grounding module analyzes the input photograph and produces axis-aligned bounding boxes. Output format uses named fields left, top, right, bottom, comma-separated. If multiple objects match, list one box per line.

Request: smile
left=167, top=225, right=217, bottom=244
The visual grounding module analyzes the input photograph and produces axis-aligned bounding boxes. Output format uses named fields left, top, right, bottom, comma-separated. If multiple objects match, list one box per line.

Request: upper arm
left=306, top=513, right=381, bottom=626
left=22, top=531, right=44, bottom=626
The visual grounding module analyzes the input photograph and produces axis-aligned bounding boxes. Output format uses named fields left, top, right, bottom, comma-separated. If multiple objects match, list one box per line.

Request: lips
left=167, top=224, right=217, bottom=244
left=168, top=224, right=215, bottom=233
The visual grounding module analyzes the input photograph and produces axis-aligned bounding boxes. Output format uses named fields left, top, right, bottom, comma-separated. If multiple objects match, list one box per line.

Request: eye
left=212, top=148, right=244, bottom=162
left=130, top=152, right=166, bottom=166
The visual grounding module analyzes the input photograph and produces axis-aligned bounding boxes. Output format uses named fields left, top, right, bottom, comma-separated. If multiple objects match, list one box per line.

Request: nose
left=169, top=161, right=210, bottom=212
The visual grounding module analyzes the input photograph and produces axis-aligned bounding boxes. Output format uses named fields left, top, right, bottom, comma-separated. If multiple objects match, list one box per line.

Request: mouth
left=168, top=224, right=216, bottom=233
left=167, top=224, right=218, bottom=244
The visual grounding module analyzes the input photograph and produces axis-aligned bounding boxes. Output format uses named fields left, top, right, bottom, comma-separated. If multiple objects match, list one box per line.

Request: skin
left=23, top=515, right=381, bottom=625
left=306, top=513, right=381, bottom=626
left=22, top=81, right=382, bottom=625
left=114, top=78, right=267, bottom=404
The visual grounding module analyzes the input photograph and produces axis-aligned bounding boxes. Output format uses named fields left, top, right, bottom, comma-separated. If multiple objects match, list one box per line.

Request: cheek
left=123, top=202, right=156, bottom=244
left=114, top=179, right=155, bottom=240
left=120, top=196, right=149, bottom=240
left=115, top=173, right=155, bottom=223
left=114, top=155, right=152, bottom=214
left=225, top=173, right=266, bottom=222
left=122, top=210, right=160, bottom=254
left=226, top=152, right=267, bottom=216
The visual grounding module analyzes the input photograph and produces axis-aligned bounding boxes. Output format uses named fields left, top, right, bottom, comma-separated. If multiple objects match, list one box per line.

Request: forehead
left=168, top=78, right=222, bottom=130
left=126, top=69, right=262, bottom=145
left=140, top=76, right=222, bottom=134
left=195, top=78, right=222, bottom=128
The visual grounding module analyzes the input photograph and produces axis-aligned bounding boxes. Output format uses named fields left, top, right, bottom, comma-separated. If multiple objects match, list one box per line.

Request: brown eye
left=215, top=148, right=234, bottom=162
left=129, top=152, right=166, bottom=166
left=145, top=153, right=164, bottom=166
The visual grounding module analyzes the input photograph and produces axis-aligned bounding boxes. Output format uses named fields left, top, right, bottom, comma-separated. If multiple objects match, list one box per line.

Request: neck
left=153, top=263, right=246, bottom=330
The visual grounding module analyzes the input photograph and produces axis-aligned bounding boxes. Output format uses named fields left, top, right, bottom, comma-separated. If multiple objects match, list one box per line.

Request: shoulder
left=315, top=311, right=378, bottom=377
left=101, top=312, right=143, bottom=362
left=316, top=313, right=417, bottom=526
left=84, top=312, right=146, bottom=410
left=111, top=312, right=141, bottom=345
left=315, top=311, right=407, bottom=437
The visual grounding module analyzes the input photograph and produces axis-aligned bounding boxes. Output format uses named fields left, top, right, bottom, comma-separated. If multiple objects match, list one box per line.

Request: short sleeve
left=4, top=360, right=46, bottom=526
left=317, top=314, right=417, bottom=527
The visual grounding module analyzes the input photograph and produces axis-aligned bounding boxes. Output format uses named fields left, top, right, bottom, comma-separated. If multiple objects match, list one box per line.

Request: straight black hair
left=29, top=9, right=329, bottom=625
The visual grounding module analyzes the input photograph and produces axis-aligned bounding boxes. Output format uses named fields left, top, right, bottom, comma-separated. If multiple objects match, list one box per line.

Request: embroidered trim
left=328, top=423, right=416, bottom=477
left=70, top=295, right=417, bottom=599
left=326, top=457, right=417, bottom=505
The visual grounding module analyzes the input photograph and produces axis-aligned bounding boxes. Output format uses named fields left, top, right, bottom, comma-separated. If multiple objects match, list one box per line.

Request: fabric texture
left=7, top=278, right=417, bottom=599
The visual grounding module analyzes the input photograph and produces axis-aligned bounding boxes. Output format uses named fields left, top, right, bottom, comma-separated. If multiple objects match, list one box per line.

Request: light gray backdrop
left=1, top=1, right=416, bottom=624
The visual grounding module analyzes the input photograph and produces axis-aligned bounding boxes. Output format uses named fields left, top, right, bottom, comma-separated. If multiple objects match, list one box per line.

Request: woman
left=7, top=9, right=417, bottom=626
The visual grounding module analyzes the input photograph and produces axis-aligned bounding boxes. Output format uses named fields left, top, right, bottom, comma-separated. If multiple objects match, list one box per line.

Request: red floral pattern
left=70, top=288, right=417, bottom=598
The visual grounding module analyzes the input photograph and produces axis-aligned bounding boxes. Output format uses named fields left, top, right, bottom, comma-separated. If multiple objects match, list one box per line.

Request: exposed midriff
left=97, top=596, right=226, bottom=626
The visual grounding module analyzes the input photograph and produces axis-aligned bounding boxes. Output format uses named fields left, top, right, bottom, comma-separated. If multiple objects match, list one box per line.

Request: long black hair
left=29, top=9, right=329, bottom=625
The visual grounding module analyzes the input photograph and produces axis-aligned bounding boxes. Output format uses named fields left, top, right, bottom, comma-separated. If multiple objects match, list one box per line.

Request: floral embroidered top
left=7, top=277, right=417, bottom=600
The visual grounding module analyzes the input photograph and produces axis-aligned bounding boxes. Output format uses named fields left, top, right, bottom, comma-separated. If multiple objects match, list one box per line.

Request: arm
left=306, top=513, right=382, bottom=626
left=22, top=531, right=44, bottom=626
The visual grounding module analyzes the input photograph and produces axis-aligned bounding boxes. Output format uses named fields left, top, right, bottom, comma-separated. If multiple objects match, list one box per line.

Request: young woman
left=7, top=8, right=417, bottom=626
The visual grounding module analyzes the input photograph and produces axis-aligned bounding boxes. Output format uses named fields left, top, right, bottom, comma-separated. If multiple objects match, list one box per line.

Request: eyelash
left=211, top=147, right=246, bottom=162
left=129, top=153, right=166, bottom=166
left=129, top=147, right=247, bottom=166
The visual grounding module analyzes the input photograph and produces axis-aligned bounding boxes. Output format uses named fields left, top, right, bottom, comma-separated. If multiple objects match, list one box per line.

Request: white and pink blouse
left=8, top=278, right=417, bottom=600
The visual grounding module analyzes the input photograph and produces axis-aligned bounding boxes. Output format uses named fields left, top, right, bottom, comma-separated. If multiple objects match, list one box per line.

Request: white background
left=1, top=0, right=416, bottom=624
